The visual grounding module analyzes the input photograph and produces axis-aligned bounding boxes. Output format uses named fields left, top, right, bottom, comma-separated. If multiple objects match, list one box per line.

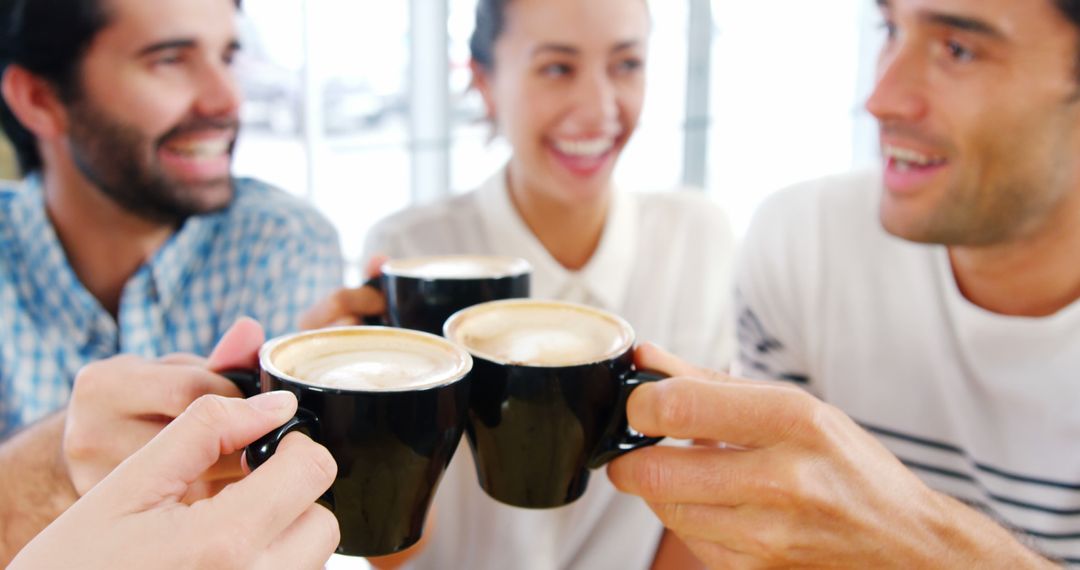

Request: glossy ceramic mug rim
left=259, top=326, right=473, bottom=394
left=443, top=298, right=636, bottom=368
left=380, top=254, right=533, bottom=280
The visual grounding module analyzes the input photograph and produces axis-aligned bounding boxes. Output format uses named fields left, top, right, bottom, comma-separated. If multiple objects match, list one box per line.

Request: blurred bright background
left=0, top=0, right=886, bottom=286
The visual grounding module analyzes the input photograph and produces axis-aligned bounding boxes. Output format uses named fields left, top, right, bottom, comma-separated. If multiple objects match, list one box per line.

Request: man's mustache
left=157, top=117, right=240, bottom=146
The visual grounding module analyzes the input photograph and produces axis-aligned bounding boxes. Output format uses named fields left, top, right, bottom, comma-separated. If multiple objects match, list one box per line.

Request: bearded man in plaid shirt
left=0, top=0, right=343, bottom=562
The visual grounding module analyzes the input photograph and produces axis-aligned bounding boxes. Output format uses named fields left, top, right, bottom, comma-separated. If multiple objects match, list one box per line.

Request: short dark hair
left=1056, top=0, right=1080, bottom=79
left=1058, top=0, right=1080, bottom=29
left=0, top=0, right=242, bottom=176
left=0, top=0, right=111, bottom=175
left=469, top=0, right=510, bottom=72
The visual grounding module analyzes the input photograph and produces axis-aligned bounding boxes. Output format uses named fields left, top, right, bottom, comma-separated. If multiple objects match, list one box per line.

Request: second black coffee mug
left=233, top=326, right=472, bottom=557
left=444, top=299, right=664, bottom=509
left=367, top=255, right=531, bottom=336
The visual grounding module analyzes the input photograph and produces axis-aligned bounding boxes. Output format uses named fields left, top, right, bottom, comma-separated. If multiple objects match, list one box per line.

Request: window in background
left=235, top=0, right=412, bottom=278
left=448, top=0, right=511, bottom=193
left=707, top=0, right=869, bottom=235
left=613, top=0, right=688, bottom=194
left=307, top=0, right=411, bottom=270
left=233, top=0, right=882, bottom=280
left=234, top=2, right=307, bottom=197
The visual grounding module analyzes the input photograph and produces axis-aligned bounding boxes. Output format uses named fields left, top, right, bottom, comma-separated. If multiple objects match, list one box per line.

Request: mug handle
left=361, top=275, right=388, bottom=326
left=244, top=408, right=321, bottom=470
left=587, top=371, right=666, bottom=468
left=220, top=369, right=261, bottom=399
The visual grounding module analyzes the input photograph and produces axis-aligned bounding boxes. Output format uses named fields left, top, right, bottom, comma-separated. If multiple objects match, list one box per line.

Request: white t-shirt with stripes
left=735, top=169, right=1080, bottom=565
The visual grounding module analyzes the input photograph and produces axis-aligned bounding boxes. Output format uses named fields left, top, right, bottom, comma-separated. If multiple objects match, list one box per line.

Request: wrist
left=0, top=412, right=80, bottom=565
left=920, top=489, right=1055, bottom=569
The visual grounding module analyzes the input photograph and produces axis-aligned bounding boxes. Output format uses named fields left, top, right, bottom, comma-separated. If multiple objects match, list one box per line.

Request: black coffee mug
left=229, top=326, right=472, bottom=557
left=365, top=255, right=531, bottom=335
left=443, top=299, right=664, bottom=509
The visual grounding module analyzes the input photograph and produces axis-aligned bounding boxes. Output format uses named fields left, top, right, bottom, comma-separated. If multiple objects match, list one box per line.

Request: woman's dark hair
left=469, top=0, right=510, bottom=72
left=0, top=0, right=111, bottom=174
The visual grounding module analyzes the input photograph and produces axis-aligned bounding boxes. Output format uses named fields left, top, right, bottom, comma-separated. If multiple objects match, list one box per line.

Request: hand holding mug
left=11, top=393, right=338, bottom=570
left=63, top=318, right=264, bottom=499
left=299, top=256, right=389, bottom=330
left=605, top=344, right=1052, bottom=569
left=299, top=255, right=530, bottom=334
left=355, top=254, right=531, bottom=334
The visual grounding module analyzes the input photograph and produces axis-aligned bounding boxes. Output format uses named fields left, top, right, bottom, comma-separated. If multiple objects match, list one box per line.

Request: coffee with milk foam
left=270, top=330, right=469, bottom=391
left=383, top=255, right=531, bottom=280
left=447, top=301, right=632, bottom=367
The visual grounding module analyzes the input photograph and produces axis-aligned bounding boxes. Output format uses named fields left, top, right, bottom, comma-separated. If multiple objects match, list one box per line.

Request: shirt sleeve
left=733, top=187, right=819, bottom=394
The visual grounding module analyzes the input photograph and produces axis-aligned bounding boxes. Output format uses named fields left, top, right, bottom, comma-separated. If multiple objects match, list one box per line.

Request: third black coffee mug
left=444, top=299, right=664, bottom=509
left=365, top=255, right=531, bottom=335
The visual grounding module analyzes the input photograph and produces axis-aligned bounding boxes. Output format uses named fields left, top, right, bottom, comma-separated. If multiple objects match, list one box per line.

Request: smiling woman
left=299, top=0, right=738, bottom=568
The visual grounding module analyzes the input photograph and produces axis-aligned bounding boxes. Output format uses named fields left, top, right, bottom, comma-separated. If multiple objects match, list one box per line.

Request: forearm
left=923, top=491, right=1058, bottom=569
left=0, top=412, right=79, bottom=565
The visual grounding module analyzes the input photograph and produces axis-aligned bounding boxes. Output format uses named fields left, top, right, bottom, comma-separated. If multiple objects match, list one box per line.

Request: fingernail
left=248, top=390, right=295, bottom=412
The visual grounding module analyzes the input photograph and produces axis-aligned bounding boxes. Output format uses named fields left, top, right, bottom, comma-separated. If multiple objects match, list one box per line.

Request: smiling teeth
left=554, top=138, right=615, bottom=158
left=883, top=145, right=946, bottom=169
left=168, top=139, right=230, bottom=158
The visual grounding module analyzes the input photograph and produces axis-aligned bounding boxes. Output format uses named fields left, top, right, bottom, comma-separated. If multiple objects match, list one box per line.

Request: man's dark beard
left=66, top=100, right=239, bottom=225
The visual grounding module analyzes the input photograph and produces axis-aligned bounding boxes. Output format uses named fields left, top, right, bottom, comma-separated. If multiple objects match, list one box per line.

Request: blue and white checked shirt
left=0, top=177, right=343, bottom=438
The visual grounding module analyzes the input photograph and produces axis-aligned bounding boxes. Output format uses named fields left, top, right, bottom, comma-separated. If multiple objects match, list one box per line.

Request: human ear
left=469, top=59, right=497, bottom=122
left=1, top=65, right=69, bottom=140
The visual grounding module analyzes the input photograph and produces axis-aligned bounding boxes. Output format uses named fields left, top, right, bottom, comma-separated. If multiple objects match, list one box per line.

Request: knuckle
left=203, top=533, right=252, bottom=570
left=762, top=523, right=794, bottom=554
left=285, top=434, right=338, bottom=489
left=332, top=289, right=353, bottom=313
left=71, top=356, right=128, bottom=397
left=801, top=400, right=849, bottom=449
left=656, top=502, right=688, bottom=531
left=62, top=424, right=97, bottom=462
left=729, top=523, right=774, bottom=561
left=188, top=394, right=234, bottom=428
left=804, top=398, right=835, bottom=433
left=307, top=442, right=338, bottom=487
left=653, top=381, right=697, bottom=433
left=630, top=452, right=671, bottom=499
left=167, top=373, right=215, bottom=413
left=773, top=387, right=829, bottom=440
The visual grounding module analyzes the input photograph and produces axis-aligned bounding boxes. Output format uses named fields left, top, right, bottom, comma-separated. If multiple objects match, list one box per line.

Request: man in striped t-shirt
left=607, top=0, right=1080, bottom=567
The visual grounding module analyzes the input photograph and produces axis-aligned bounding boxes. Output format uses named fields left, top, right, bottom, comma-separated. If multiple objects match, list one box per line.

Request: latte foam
left=266, top=329, right=470, bottom=392
left=445, top=300, right=633, bottom=367
left=383, top=255, right=531, bottom=280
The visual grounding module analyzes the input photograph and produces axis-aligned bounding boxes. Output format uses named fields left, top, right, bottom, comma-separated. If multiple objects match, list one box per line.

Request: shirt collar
left=9, top=176, right=217, bottom=344
left=147, top=213, right=214, bottom=311
left=10, top=176, right=103, bottom=344
left=475, top=166, right=638, bottom=311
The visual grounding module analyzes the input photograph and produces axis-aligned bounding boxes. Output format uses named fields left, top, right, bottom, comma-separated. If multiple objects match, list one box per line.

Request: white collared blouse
left=362, top=167, right=736, bottom=570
